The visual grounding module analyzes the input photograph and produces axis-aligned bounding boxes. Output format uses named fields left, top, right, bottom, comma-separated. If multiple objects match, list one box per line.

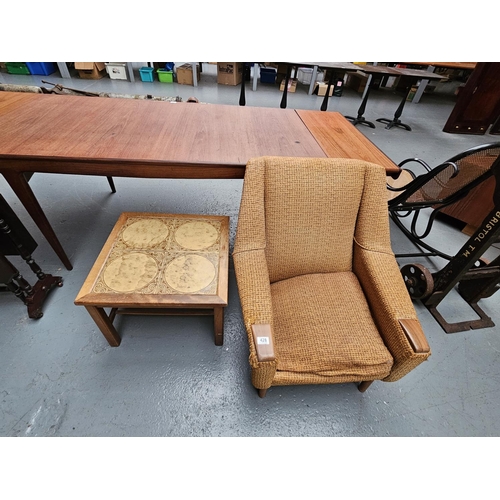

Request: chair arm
left=399, top=319, right=430, bottom=354
left=233, top=248, right=277, bottom=389
left=353, top=243, right=431, bottom=381
left=251, top=324, right=275, bottom=362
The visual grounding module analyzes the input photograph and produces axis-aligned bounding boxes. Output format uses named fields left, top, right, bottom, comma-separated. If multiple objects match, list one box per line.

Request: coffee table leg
left=85, top=306, right=121, bottom=347
left=214, top=307, right=224, bottom=346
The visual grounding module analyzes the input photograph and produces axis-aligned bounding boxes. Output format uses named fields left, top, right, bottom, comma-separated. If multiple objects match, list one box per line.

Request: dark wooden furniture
left=0, top=92, right=399, bottom=270
left=75, top=213, right=229, bottom=346
left=0, top=193, right=62, bottom=318
left=443, top=63, right=500, bottom=135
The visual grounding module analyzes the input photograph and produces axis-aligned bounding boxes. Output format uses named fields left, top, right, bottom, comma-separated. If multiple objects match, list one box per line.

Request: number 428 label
left=257, top=337, right=270, bottom=345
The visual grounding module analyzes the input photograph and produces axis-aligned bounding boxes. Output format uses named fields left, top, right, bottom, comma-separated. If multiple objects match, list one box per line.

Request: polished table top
left=0, top=91, right=399, bottom=268
left=0, top=92, right=325, bottom=172
left=0, top=92, right=399, bottom=174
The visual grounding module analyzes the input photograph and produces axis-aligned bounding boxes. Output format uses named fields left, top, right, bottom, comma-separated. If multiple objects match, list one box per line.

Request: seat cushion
left=270, top=272, right=393, bottom=379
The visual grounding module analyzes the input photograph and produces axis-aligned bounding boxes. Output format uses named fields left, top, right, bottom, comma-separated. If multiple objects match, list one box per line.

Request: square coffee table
left=75, top=212, right=229, bottom=346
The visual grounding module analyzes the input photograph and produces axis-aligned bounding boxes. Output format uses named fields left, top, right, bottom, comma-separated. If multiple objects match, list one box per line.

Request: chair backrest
left=403, top=143, right=500, bottom=206
left=240, top=157, right=390, bottom=283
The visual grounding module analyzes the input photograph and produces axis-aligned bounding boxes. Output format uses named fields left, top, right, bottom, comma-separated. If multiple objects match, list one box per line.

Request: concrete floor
left=1, top=63, right=500, bottom=438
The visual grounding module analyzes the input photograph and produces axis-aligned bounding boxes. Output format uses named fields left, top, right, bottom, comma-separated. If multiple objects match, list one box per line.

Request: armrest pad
left=251, top=324, right=275, bottom=362
left=399, top=319, right=430, bottom=353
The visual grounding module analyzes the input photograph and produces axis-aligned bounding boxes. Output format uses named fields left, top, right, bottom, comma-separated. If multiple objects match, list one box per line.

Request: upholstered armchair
left=233, top=157, right=430, bottom=397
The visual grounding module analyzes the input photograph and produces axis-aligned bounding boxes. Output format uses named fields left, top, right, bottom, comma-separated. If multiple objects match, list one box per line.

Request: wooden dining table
left=0, top=91, right=399, bottom=270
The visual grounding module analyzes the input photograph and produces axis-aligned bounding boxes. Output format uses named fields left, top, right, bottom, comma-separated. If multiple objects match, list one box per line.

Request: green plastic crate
left=6, top=62, right=30, bottom=75
left=157, top=69, right=174, bottom=83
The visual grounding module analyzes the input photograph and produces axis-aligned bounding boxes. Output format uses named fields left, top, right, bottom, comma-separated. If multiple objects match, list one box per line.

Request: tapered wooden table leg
left=85, top=306, right=121, bottom=347
left=214, top=306, right=224, bottom=346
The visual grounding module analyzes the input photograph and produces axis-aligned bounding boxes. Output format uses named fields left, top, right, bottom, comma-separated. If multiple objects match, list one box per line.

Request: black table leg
left=280, top=64, right=292, bottom=109
left=345, top=75, right=376, bottom=128
left=239, top=63, right=246, bottom=106
left=376, top=86, right=412, bottom=131
left=320, top=69, right=336, bottom=112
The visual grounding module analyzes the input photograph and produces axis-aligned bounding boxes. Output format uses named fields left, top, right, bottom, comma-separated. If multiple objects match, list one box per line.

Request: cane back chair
left=388, top=142, right=500, bottom=260
left=233, top=157, right=430, bottom=398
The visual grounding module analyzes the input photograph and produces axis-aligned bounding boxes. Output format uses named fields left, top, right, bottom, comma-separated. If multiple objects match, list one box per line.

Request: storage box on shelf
left=25, top=62, right=56, bottom=76
left=6, top=63, right=30, bottom=75
left=297, top=67, right=313, bottom=85
left=75, top=62, right=106, bottom=79
left=217, top=62, right=243, bottom=85
left=105, top=62, right=128, bottom=80
left=176, top=64, right=201, bottom=85
left=139, top=67, right=155, bottom=82
left=157, top=69, right=174, bottom=83
left=259, top=67, right=276, bottom=84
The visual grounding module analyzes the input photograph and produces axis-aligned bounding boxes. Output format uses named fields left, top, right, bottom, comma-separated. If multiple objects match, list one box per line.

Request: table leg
left=320, top=69, right=335, bottom=112
left=280, top=65, right=292, bottom=109
left=239, top=63, right=246, bottom=106
left=2, top=171, right=73, bottom=270
left=213, top=306, right=224, bottom=346
left=85, top=306, right=121, bottom=347
left=345, top=75, right=376, bottom=128
left=376, top=87, right=412, bottom=131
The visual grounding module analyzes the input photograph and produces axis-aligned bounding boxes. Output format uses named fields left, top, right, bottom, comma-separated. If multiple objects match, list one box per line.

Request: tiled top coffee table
left=75, top=212, right=229, bottom=346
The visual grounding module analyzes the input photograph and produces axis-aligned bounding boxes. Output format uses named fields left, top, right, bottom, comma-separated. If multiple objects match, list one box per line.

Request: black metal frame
left=388, top=142, right=500, bottom=260
left=388, top=143, right=500, bottom=333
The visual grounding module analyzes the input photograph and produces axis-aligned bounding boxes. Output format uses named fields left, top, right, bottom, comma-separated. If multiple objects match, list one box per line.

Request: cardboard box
left=313, top=82, right=334, bottom=97
left=217, top=62, right=243, bottom=85
left=346, top=72, right=369, bottom=93
left=176, top=63, right=201, bottom=86
left=279, top=78, right=297, bottom=93
left=75, top=62, right=106, bottom=79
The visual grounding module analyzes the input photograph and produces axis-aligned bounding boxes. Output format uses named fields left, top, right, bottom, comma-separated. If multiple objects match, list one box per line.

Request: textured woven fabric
left=264, top=157, right=365, bottom=282
left=233, top=156, right=431, bottom=391
left=271, top=272, right=393, bottom=378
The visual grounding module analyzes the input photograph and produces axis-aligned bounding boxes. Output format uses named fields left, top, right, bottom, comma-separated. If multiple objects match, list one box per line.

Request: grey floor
left=1, top=63, right=499, bottom=437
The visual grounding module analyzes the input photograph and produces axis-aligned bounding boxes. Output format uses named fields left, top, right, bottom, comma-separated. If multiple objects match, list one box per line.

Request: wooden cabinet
left=443, top=63, right=500, bottom=135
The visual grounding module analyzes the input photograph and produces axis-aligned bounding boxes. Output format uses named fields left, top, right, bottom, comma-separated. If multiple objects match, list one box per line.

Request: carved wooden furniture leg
left=357, top=381, right=374, bottom=392
left=258, top=389, right=268, bottom=398
left=1, top=212, right=63, bottom=318
left=1, top=253, right=31, bottom=304
left=85, top=306, right=121, bottom=347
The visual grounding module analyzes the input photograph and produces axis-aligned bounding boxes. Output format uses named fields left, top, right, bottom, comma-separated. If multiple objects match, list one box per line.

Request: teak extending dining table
left=0, top=92, right=399, bottom=270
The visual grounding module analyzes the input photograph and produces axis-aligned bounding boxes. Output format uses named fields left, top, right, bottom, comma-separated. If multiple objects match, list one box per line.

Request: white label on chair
left=257, top=337, right=270, bottom=345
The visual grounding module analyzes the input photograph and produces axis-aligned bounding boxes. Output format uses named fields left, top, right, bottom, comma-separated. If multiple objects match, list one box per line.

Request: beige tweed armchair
left=233, top=157, right=431, bottom=398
